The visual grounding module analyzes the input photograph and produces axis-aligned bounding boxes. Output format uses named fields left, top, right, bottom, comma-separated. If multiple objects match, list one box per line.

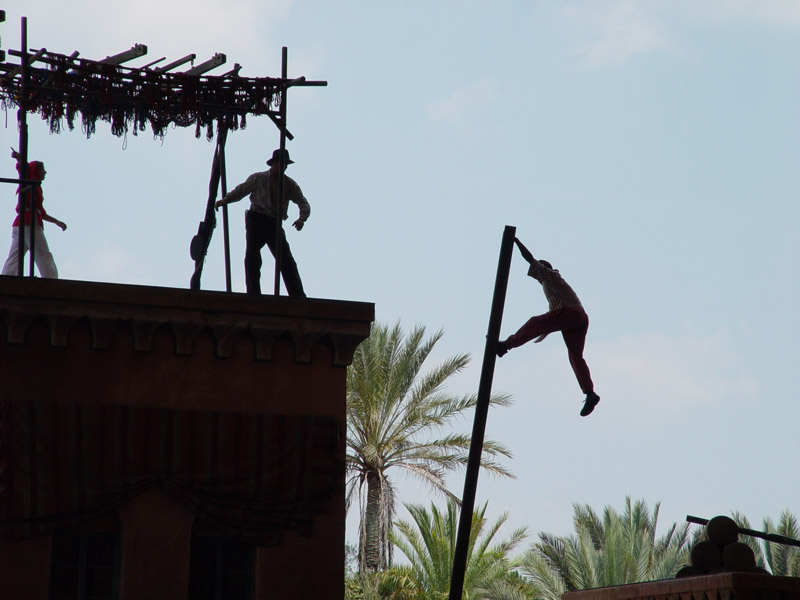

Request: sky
left=2, top=0, right=799, bottom=555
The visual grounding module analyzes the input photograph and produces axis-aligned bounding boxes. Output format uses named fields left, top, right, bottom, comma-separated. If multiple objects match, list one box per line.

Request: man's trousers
left=1, top=225, right=59, bottom=279
left=244, top=210, right=305, bottom=297
left=504, top=306, right=594, bottom=393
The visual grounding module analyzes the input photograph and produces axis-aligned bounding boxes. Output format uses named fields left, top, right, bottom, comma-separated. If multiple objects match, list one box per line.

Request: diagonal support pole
left=189, top=121, right=227, bottom=291
left=448, top=224, right=516, bottom=600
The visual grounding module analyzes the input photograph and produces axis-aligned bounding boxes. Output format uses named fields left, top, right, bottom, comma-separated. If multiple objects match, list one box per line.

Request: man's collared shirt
left=225, top=170, right=310, bottom=222
left=527, top=261, right=583, bottom=311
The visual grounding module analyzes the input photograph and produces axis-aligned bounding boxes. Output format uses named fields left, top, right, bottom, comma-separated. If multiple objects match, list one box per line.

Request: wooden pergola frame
left=0, top=15, right=326, bottom=294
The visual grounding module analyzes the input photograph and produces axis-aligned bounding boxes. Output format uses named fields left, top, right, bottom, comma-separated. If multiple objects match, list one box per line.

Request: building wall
left=0, top=277, right=374, bottom=600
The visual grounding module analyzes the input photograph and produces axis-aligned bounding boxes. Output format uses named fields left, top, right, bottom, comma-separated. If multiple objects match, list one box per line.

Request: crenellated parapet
left=0, top=277, right=372, bottom=367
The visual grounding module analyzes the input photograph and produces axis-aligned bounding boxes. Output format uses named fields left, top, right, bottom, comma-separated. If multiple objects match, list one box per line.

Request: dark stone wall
left=0, top=277, right=373, bottom=600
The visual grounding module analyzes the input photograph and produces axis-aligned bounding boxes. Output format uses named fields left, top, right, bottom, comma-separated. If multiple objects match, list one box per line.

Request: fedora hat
left=267, top=148, right=294, bottom=166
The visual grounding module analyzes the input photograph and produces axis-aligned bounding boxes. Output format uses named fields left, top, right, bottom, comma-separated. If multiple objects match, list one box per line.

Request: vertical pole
left=273, top=46, right=288, bottom=296
left=16, top=17, right=28, bottom=277
left=28, top=180, right=37, bottom=278
left=448, top=225, right=516, bottom=600
left=24, top=20, right=37, bottom=278
left=220, top=119, right=232, bottom=292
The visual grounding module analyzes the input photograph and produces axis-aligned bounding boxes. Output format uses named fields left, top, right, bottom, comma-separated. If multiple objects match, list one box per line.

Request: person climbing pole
left=497, top=237, right=600, bottom=417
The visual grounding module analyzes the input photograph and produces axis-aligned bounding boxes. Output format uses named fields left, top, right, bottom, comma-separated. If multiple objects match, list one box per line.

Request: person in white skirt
left=2, top=149, right=67, bottom=278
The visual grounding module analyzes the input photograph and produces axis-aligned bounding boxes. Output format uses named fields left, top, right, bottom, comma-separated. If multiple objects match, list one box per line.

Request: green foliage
left=345, top=575, right=365, bottom=600
left=347, top=495, right=800, bottom=597
left=346, top=573, right=384, bottom=600
left=520, top=497, right=692, bottom=600
left=383, top=499, right=531, bottom=600
left=347, top=543, right=360, bottom=576
left=347, top=495, right=800, bottom=599
left=346, top=321, right=513, bottom=574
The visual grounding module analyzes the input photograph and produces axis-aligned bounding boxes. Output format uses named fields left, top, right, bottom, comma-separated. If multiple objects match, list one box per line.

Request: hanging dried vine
left=0, top=50, right=282, bottom=140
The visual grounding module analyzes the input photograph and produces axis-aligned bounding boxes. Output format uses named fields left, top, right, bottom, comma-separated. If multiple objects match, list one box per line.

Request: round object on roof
left=723, top=542, right=756, bottom=572
left=691, top=540, right=723, bottom=572
left=706, top=515, right=739, bottom=546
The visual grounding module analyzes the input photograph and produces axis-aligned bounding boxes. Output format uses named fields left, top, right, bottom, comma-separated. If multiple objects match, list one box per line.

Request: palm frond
left=348, top=320, right=514, bottom=573
left=390, top=499, right=525, bottom=600
left=522, top=497, right=694, bottom=593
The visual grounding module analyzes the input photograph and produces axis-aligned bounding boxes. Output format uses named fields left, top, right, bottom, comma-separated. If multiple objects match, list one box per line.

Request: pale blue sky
left=3, top=0, right=799, bottom=551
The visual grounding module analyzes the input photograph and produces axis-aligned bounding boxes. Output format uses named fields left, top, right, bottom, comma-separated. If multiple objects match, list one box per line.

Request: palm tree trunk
left=360, top=470, right=383, bottom=574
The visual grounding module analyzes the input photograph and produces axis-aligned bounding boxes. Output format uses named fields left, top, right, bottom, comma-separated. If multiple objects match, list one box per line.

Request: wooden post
left=448, top=225, right=516, bottom=600
left=17, top=17, right=28, bottom=277
left=189, top=122, right=227, bottom=291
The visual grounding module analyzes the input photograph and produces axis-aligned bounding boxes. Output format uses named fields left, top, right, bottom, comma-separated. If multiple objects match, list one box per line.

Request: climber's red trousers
left=504, top=306, right=594, bottom=394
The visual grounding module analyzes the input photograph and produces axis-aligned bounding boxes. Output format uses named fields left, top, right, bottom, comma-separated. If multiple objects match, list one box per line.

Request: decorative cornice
left=0, top=277, right=373, bottom=367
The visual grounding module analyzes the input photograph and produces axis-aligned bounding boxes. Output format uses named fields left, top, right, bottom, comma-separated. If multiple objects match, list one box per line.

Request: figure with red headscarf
left=2, top=148, right=67, bottom=278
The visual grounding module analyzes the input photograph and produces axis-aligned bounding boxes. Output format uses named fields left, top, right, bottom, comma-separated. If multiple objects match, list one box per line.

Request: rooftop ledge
left=0, top=276, right=374, bottom=367
left=563, top=573, right=800, bottom=600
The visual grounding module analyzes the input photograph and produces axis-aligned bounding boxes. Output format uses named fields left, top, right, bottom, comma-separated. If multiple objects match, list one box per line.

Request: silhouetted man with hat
left=216, top=148, right=309, bottom=297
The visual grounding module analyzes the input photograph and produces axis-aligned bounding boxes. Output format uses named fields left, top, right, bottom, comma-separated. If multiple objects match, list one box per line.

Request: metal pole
left=273, top=46, right=288, bottom=296
left=16, top=17, right=29, bottom=277
left=448, top=225, right=516, bottom=600
left=686, top=515, right=800, bottom=549
left=28, top=178, right=37, bottom=278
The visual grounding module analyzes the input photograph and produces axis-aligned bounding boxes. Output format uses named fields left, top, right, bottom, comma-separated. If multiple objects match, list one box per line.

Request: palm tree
left=520, top=497, right=693, bottom=600
left=733, top=510, right=800, bottom=576
left=347, top=321, right=514, bottom=574
left=381, top=499, right=529, bottom=600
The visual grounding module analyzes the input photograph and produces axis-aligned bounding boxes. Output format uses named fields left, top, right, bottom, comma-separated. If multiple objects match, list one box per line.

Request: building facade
left=0, top=277, right=373, bottom=600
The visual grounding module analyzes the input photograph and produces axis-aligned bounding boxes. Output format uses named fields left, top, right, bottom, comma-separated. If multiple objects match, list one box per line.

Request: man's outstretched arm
left=214, top=174, right=257, bottom=211
left=514, top=237, right=536, bottom=264
left=42, top=213, right=67, bottom=231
